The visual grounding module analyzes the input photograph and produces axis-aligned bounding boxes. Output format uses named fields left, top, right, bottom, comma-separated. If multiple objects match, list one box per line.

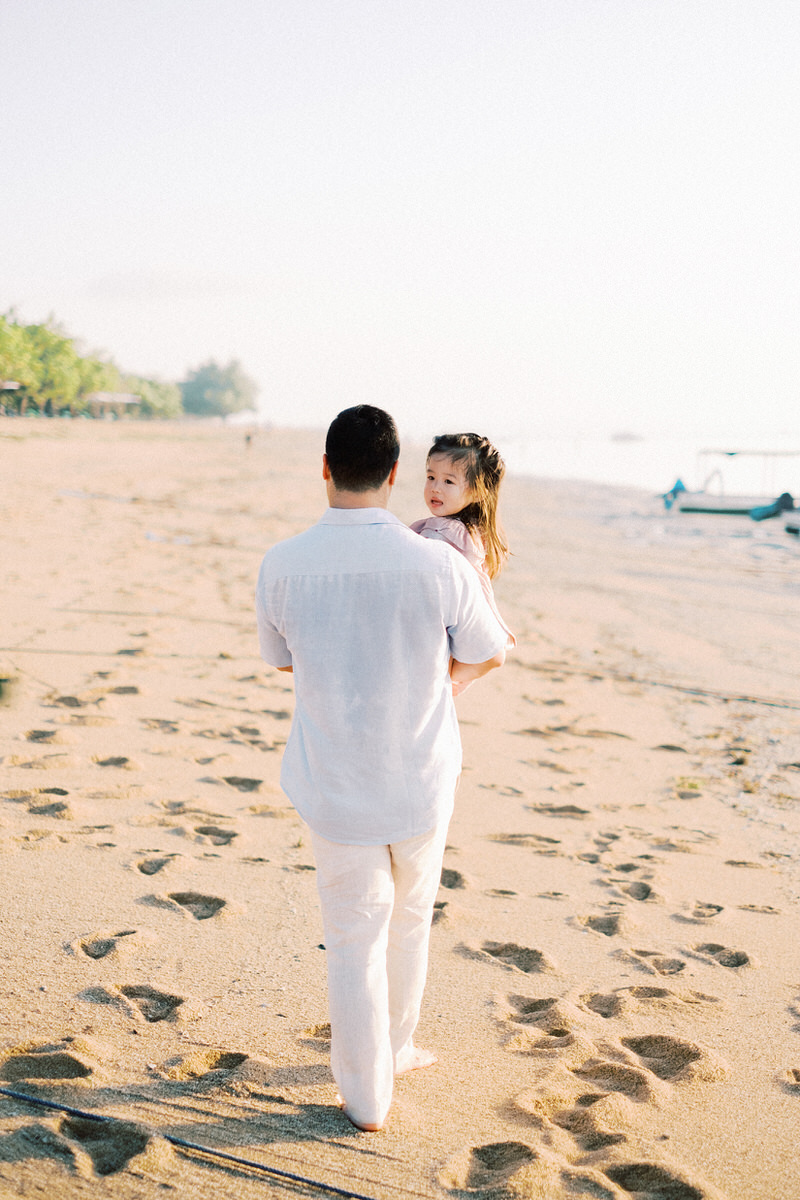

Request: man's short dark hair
left=325, top=405, right=400, bottom=492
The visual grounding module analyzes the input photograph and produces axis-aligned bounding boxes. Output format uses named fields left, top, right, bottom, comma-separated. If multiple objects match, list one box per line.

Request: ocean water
left=502, top=430, right=800, bottom=498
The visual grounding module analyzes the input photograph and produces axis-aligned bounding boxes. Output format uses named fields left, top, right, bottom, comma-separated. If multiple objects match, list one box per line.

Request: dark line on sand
left=0, top=1086, right=436, bottom=1200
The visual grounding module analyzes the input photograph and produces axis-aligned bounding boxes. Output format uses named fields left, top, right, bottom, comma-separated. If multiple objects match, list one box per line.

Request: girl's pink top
left=409, top=516, right=516, bottom=647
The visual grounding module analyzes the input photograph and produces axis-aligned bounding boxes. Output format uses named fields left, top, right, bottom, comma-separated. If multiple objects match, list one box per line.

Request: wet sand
left=1, top=418, right=799, bottom=1199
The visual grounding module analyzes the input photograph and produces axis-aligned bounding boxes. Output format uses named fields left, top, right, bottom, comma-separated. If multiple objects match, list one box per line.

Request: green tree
left=22, top=320, right=82, bottom=413
left=180, top=359, right=258, bottom=417
left=123, top=374, right=183, bottom=419
left=0, top=314, right=38, bottom=410
left=77, top=354, right=123, bottom=400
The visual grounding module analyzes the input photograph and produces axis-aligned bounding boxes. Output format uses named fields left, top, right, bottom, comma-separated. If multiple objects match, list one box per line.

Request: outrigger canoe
left=663, top=450, right=798, bottom=518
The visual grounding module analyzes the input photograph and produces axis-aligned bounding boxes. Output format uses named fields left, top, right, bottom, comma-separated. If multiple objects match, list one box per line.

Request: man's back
left=256, top=506, right=504, bottom=844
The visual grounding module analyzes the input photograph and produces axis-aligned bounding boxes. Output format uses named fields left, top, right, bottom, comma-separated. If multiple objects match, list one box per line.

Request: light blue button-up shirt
left=256, top=507, right=507, bottom=844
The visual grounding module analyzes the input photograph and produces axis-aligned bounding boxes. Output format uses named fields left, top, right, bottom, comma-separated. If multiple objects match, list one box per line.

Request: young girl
left=410, top=432, right=515, bottom=647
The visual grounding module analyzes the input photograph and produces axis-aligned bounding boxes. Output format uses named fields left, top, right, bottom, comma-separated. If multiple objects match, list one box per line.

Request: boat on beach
left=663, top=449, right=798, bottom=518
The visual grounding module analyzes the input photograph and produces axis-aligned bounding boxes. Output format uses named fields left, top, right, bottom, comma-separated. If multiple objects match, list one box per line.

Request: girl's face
left=424, top=454, right=473, bottom=517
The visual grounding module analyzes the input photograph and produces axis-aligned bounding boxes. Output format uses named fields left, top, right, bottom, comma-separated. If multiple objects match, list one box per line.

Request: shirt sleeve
left=255, top=559, right=293, bottom=668
left=446, top=550, right=509, bottom=664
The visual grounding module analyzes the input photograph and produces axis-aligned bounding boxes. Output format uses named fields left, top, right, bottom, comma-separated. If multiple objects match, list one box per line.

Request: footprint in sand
left=511, top=1079, right=725, bottom=1197
left=302, top=1022, right=332, bottom=1043
left=478, top=942, right=556, bottom=974
left=479, top=783, right=524, bottom=796
left=785, top=1068, right=800, bottom=1093
left=222, top=776, right=262, bottom=792
left=119, top=984, right=184, bottom=1022
left=549, top=1097, right=627, bottom=1152
left=625, top=949, right=686, bottom=975
left=25, top=729, right=61, bottom=744
left=440, top=868, right=467, bottom=890
left=604, top=1161, right=723, bottom=1200
left=136, top=855, right=177, bottom=875
left=141, top=718, right=181, bottom=733
left=60, top=1116, right=171, bottom=1176
left=621, top=1034, right=728, bottom=1083
left=577, top=911, right=628, bottom=937
left=526, top=803, right=590, bottom=819
left=0, top=1040, right=95, bottom=1081
left=691, top=942, right=752, bottom=969
left=168, top=891, right=226, bottom=920
left=161, top=1049, right=249, bottom=1080
left=488, top=832, right=561, bottom=854
left=27, top=798, right=72, bottom=818
left=619, top=881, right=657, bottom=902
left=581, top=987, right=720, bottom=1019
left=247, top=804, right=296, bottom=819
left=194, top=824, right=238, bottom=846
left=674, top=902, right=725, bottom=923
left=571, top=1057, right=657, bottom=1102
left=79, top=930, right=137, bottom=959
left=504, top=995, right=563, bottom=1025
left=526, top=758, right=574, bottom=776
left=438, top=1142, right=537, bottom=1191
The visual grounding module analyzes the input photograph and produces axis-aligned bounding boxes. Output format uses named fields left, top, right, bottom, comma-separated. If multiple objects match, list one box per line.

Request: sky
left=2, top=0, right=799, bottom=443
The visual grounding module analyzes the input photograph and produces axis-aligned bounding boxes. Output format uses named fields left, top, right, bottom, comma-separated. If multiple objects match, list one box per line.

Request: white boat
left=663, top=449, right=798, bottom=517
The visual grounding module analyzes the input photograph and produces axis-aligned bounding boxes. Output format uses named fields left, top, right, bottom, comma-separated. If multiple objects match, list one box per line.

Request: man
left=255, top=405, right=506, bottom=1131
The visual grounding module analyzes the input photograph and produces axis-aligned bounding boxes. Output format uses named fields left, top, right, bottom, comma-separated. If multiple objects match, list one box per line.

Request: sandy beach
left=1, top=418, right=799, bottom=1200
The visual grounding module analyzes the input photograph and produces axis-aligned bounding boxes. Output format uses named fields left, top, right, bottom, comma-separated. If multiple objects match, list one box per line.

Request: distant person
left=255, top=405, right=506, bottom=1131
left=411, top=432, right=516, bottom=651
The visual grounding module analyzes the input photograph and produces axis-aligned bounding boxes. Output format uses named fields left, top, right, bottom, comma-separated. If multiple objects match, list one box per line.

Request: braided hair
left=426, top=432, right=509, bottom=578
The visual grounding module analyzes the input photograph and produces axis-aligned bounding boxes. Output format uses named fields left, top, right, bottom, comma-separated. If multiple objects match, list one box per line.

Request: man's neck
left=327, top=484, right=391, bottom=510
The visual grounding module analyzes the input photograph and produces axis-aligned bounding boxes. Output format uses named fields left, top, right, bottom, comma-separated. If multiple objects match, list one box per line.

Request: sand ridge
left=1, top=418, right=799, bottom=1199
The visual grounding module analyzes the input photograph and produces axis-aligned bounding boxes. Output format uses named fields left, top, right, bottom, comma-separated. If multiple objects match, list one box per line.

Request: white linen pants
left=310, top=822, right=448, bottom=1129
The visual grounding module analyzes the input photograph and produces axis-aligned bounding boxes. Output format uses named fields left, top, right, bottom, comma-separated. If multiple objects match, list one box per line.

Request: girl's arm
left=450, top=648, right=505, bottom=695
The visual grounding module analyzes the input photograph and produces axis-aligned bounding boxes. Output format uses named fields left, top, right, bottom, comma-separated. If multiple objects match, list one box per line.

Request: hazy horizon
left=3, top=1, right=799, bottom=443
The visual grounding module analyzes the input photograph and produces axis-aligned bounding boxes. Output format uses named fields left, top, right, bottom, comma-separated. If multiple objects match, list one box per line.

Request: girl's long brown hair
left=427, top=433, right=509, bottom=578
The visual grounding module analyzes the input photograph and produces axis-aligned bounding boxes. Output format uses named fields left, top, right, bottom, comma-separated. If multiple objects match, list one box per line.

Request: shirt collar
left=318, top=507, right=405, bottom=526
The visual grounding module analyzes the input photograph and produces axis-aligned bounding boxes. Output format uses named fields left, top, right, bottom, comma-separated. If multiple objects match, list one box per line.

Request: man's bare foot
left=394, top=1045, right=438, bottom=1076
left=337, top=1095, right=383, bottom=1132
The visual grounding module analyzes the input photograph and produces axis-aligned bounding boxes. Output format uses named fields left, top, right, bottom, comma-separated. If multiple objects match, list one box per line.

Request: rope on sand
left=0, top=1086, right=392, bottom=1200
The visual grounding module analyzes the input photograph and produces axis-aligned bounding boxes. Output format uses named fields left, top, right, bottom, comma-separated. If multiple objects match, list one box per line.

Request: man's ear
left=388, top=460, right=399, bottom=486
left=322, top=454, right=331, bottom=481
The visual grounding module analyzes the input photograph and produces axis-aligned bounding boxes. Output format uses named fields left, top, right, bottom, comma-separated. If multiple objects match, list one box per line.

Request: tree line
left=0, top=312, right=258, bottom=419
